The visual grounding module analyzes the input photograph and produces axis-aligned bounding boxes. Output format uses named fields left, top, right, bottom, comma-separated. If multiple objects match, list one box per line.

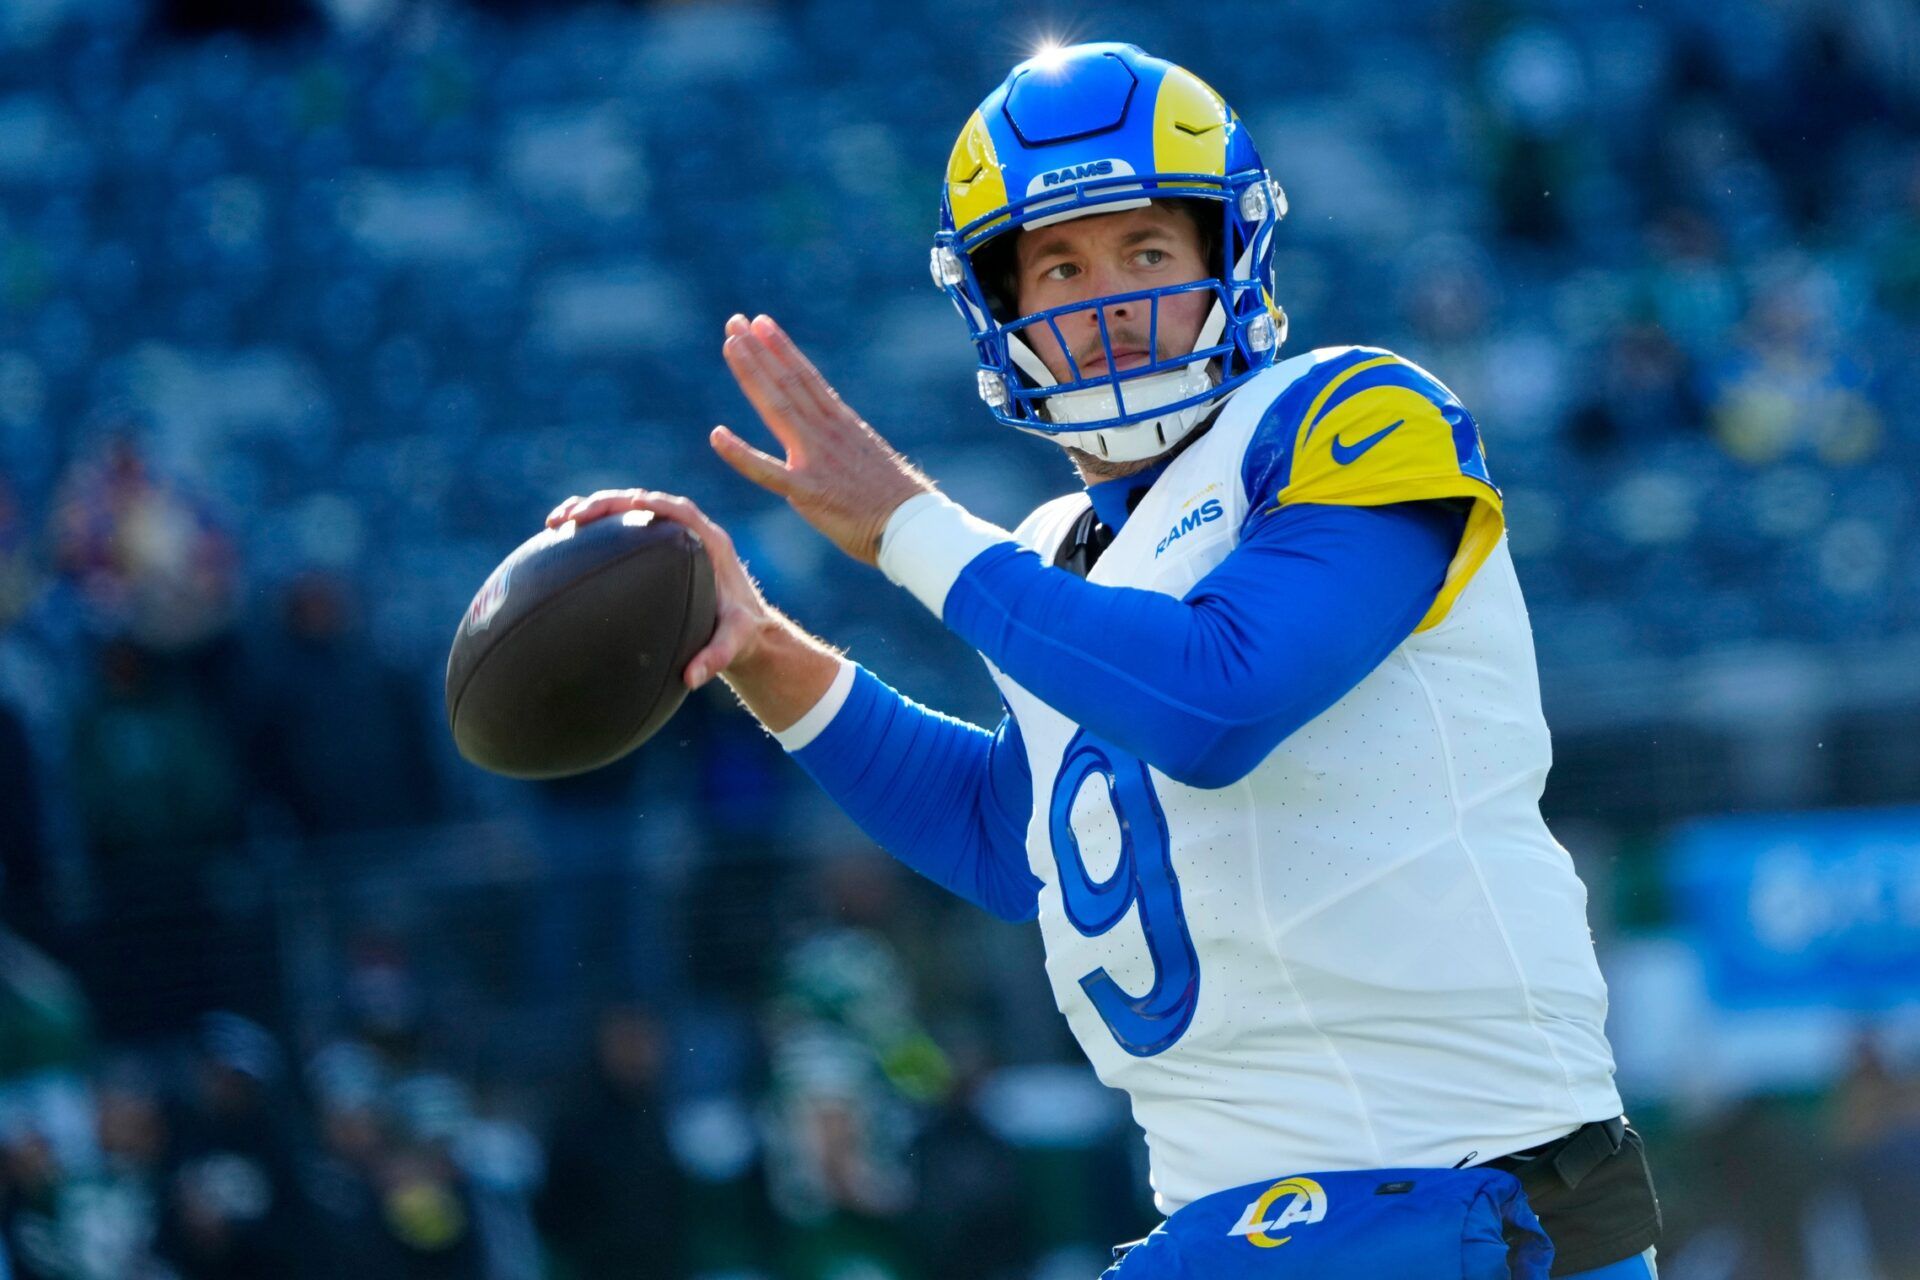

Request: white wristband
left=771, top=656, right=857, bottom=752
left=877, top=492, right=1015, bottom=618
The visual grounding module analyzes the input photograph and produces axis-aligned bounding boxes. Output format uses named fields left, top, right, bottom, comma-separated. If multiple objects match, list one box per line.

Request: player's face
left=1012, top=203, right=1212, bottom=385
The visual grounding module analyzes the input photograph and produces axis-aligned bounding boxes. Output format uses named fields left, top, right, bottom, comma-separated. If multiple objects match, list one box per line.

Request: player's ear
left=1166, top=199, right=1216, bottom=277
left=974, top=230, right=1023, bottom=321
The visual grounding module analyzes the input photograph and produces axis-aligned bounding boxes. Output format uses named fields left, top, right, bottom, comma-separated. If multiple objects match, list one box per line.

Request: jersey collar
left=1085, top=455, right=1174, bottom=533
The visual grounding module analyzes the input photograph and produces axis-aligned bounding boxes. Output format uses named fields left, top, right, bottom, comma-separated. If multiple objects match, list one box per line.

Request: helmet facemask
left=936, top=171, right=1287, bottom=463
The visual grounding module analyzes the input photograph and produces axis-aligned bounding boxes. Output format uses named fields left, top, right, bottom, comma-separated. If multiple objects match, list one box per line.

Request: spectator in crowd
left=0, top=1054, right=170, bottom=1280
left=0, top=936, right=89, bottom=1098
left=764, top=929, right=943, bottom=1280
left=303, top=1042, right=399, bottom=1278
left=0, top=1119, right=79, bottom=1280
left=371, top=1076, right=489, bottom=1280
left=0, top=703, right=50, bottom=949
left=89, top=1063, right=178, bottom=1280
left=1704, top=264, right=1882, bottom=466
left=49, top=434, right=237, bottom=659
left=905, top=1036, right=1029, bottom=1280
left=156, top=1014, right=309, bottom=1279
left=1689, top=1097, right=1812, bottom=1280
left=245, top=571, right=442, bottom=840
left=535, top=1004, right=685, bottom=1280
left=69, top=638, right=242, bottom=873
left=66, top=639, right=246, bottom=1038
left=0, top=477, right=40, bottom=634
left=1832, top=1034, right=1920, bottom=1279
left=1872, top=153, right=1920, bottom=322
left=1566, top=321, right=1705, bottom=455
left=0, top=943, right=100, bottom=1280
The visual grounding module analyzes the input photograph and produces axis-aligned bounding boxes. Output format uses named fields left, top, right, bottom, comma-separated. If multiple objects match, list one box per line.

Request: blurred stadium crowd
left=0, top=0, right=1918, bottom=1277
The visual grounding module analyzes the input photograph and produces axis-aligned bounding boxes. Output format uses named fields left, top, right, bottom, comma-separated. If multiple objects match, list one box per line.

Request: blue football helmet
left=933, top=43, right=1287, bottom=462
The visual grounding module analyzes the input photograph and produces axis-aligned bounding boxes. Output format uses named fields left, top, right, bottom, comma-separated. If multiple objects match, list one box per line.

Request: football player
left=552, top=43, right=1659, bottom=1279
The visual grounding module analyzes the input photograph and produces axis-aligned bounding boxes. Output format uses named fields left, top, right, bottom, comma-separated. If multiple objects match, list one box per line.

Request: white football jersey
left=985, top=346, right=1623, bottom=1213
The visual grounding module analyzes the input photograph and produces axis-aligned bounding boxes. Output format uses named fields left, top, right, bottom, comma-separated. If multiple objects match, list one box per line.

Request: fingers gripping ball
left=446, top=511, right=717, bottom=779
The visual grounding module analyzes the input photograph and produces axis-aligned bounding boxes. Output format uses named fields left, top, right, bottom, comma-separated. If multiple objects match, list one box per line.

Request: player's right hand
left=545, top=489, right=772, bottom=691
left=712, top=314, right=937, bottom=567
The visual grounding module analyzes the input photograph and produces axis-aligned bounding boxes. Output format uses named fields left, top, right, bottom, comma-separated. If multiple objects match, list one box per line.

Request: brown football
left=445, top=511, right=717, bottom=779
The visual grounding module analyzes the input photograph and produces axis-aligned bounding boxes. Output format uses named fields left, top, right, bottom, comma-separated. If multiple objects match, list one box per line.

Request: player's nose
left=1070, top=275, right=1135, bottom=333
left=1082, top=261, right=1135, bottom=314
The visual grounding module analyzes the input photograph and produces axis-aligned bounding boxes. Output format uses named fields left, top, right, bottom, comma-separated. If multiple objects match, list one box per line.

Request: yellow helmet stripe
left=946, top=110, right=1010, bottom=236
left=1152, top=66, right=1232, bottom=176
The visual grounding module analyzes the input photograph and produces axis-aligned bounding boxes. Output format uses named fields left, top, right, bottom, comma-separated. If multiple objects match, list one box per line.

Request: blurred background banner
left=0, top=0, right=1915, bottom=1278
left=1673, top=808, right=1920, bottom=1012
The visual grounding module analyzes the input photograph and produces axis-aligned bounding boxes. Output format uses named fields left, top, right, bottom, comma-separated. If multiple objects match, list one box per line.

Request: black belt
left=1485, top=1116, right=1626, bottom=1197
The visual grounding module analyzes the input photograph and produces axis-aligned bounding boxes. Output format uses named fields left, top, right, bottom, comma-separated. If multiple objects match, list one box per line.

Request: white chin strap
left=1006, top=299, right=1229, bottom=462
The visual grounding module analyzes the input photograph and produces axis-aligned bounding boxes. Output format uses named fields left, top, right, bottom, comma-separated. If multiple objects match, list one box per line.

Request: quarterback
left=552, top=43, right=1661, bottom=1279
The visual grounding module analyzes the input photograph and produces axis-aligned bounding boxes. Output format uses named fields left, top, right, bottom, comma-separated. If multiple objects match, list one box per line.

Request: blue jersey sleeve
left=789, top=666, right=1040, bottom=922
left=940, top=500, right=1465, bottom=790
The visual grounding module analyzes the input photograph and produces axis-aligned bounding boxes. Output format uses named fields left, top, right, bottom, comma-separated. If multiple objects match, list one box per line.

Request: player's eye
left=1133, top=248, right=1168, bottom=268
left=1041, top=261, right=1080, bottom=282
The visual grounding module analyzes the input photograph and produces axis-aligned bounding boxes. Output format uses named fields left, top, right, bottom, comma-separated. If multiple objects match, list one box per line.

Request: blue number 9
left=1047, top=730, right=1200, bottom=1057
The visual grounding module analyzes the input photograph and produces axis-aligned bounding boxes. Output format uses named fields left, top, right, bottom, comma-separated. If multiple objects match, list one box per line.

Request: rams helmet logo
left=1041, top=159, right=1115, bottom=187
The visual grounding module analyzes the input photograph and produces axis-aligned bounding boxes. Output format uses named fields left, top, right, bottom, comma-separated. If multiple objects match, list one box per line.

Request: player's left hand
left=712, top=313, right=936, bottom=566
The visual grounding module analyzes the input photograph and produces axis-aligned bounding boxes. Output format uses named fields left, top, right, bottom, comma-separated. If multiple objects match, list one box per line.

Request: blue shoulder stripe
left=1238, top=348, right=1380, bottom=523
left=1302, top=360, right=1461, bottom=444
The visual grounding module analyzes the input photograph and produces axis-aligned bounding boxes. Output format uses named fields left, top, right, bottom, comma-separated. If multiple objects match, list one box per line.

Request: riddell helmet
left=933, top=42, right=1287, bottom=462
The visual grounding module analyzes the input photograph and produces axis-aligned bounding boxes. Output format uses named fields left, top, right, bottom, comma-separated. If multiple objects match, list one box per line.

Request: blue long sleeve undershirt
left=944, top=499, right=1466, bottom=789
left=791, top=497, right=1465, bottom=920
left=790, top=669, right=1043, bottom=922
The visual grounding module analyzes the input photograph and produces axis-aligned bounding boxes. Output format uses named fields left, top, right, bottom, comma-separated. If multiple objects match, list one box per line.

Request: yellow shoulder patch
left=1276, top=353, right=1505, bottom=631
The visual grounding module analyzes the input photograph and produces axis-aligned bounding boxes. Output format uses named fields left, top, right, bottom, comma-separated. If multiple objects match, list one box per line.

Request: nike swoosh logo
left=1330, top=419, right=1404, bottom=465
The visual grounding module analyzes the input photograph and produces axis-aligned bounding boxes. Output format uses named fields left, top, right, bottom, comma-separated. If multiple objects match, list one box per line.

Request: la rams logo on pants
left=1226, top=1176, right=1328, bottom=1248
